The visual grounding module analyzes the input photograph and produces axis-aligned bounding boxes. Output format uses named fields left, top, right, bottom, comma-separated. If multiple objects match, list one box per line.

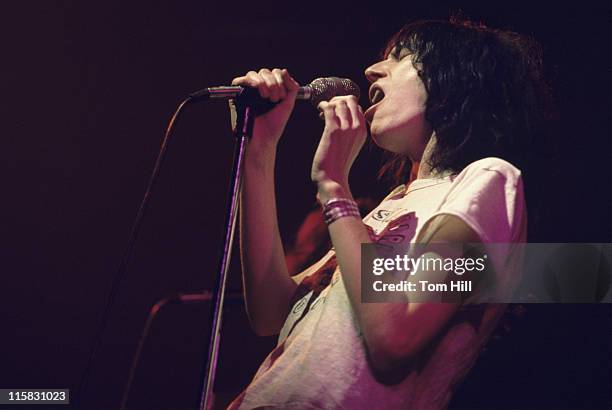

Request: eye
left=390, top=47, right=402, bottom=60
left=395, top=48, right=411, bottom=61
left=386, top=45, right=411, bottom=62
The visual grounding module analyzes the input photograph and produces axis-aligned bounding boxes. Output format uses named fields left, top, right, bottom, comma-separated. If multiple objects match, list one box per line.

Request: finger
left=280, top=69, right=299, bottom=108
left=231, top=76, right=246, bottom=86
left=259, top=68, right=280, bottom=102
left=281, top=69, right=300, bottom=95
left=344, top=95, right=364, bottom=129
left=244, top=71, right=269, bottom=98
left=333, top=99, right=351, bottom=130
left=317, top=101, right=340, bottom=127
left=271, top=68, right=287, bottom=101
left=232, top=71, right=259, bottom=87
left=231, top=71, right=259, bottom=87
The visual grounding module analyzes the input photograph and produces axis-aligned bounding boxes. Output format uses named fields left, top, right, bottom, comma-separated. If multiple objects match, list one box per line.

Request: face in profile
left=364, top=48, right=433, bottom=163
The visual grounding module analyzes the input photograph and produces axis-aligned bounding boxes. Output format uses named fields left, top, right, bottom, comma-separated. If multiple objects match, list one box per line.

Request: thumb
left=278, top=69, right=299, bottom=108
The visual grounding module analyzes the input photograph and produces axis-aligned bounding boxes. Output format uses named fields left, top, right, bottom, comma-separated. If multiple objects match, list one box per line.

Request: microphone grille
left=308, top=77, right=360, bottom=106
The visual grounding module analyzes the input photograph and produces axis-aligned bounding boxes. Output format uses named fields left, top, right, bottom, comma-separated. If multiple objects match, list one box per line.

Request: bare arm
left=327, top=205, right=480, bottom=372
left=313, top=95, right=482, bottom=373
left=232, top=68, right=300, bottom=336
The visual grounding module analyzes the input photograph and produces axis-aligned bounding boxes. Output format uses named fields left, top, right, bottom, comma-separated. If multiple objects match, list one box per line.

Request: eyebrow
left=389, top=46, right=411, bottom=61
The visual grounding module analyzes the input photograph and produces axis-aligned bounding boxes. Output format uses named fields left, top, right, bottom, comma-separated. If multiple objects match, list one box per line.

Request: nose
left=364, top=60, right=386, bottom=83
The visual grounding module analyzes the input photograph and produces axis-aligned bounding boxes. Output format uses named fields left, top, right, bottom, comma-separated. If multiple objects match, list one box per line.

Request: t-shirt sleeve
left=428, top=157, right=526, bottom=244
left=423, top=158, right=527, bottom=303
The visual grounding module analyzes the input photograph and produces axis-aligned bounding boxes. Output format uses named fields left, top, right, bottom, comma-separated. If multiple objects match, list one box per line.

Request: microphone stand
left=198, top=89, right=272, bottom=410
left=119, top=291, right=244, bottom=410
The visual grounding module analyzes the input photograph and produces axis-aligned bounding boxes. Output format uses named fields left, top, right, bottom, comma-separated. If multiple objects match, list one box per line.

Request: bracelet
left=322, top=198, right=360, bottom=225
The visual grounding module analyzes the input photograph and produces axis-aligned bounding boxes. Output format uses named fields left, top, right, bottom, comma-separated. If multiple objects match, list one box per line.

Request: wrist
left=247, top=137, right=278, bottom=154
left=245, top=140, right=277, bottom=168
left=317, top=180, right=353, bottom=204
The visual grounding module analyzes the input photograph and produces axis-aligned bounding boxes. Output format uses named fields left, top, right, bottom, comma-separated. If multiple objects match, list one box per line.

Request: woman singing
left=228, top=16, right=550, bottom=409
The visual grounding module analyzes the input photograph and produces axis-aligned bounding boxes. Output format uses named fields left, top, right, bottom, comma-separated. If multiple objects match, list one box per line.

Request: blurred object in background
left=285, top=197, right=376, bottom=275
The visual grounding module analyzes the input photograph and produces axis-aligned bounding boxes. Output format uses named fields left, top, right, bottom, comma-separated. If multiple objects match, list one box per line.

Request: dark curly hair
left=378, top=15, right=554, bottom=182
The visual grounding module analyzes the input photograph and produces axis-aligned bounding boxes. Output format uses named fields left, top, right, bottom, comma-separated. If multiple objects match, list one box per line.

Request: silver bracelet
left=322, top=198, right=360, bottom=225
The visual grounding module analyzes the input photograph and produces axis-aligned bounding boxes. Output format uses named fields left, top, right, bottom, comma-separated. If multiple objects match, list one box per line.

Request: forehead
left=375, top=47, right=421, bottom=74
left=380, top=46, right=414, bottom=66
left=383, top=28, right=415, bottom=55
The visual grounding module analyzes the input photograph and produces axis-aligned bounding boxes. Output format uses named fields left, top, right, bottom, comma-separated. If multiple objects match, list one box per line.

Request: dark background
left=1, top=1, right=611, bottom=409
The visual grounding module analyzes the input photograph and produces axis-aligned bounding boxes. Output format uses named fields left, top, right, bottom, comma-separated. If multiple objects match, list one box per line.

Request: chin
left=370, top=128, right=411, bottom=155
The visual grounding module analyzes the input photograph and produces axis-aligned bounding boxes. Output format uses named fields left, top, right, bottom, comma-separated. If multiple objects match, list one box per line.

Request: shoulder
left=448, top=157, right=525, bottom=204
left=434, top=157, right=526, bottom=243
left=457, top=157, right=522, bottom=182
left=383, top=184, right=407, bottom=200
left=363, top=184, right=406, bottom=217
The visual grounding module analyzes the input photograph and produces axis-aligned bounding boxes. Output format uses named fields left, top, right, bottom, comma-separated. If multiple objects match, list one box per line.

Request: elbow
left=248, top=315, right=282, bottom=337
left=362, top=300, right=461, bottom=376
left=252, top=324, right=280, bottom=337
left=365, top=332, right=423, bottom=375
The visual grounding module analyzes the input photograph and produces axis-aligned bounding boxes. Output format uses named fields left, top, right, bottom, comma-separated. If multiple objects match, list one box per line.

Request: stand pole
left=199, top=102, right=254, bottom=410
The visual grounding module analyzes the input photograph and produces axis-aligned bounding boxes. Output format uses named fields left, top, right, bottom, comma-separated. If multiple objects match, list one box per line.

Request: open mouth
left=369, top=85, right=385, bottom=106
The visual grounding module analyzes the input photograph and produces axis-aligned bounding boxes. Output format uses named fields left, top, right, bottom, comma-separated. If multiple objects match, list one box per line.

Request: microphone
left=189, top=77, right=360, bottom=106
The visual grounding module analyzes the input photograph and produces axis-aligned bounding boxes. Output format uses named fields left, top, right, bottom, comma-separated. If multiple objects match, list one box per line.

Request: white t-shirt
left=228, top=157, right=526, bottom=410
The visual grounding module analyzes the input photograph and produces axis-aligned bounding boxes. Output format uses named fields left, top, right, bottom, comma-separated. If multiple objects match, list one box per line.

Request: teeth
left=370, top=88, right=384, bottom=105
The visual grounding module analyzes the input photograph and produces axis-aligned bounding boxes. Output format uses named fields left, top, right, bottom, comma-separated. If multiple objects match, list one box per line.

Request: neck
left=414, top=133, right=453, bottom=180
left=415, top=133, right=436, bottom=179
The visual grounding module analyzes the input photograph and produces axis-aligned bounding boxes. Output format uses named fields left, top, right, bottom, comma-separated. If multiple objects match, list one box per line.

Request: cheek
left=403, top=112, right=432, bottom=160
left=371, top=107, right=431, bottom=158
left=388, top=98, right=429, bottom=133
left=371, top=71, right=431, bottom=156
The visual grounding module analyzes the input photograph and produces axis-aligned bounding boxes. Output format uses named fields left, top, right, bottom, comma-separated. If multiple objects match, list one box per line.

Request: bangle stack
left=322, top=198, right=360, bottom=225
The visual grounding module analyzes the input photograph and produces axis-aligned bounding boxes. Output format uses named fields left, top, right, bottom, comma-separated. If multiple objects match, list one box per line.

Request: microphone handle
left=190, top=85, right=312, bottom=102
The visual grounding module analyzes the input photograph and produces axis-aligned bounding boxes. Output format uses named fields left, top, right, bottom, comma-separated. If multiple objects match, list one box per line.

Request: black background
left=0, top=1, right=611, bottom=409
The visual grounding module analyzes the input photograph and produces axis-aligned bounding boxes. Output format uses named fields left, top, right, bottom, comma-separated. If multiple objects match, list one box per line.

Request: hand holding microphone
left=197, top=68, right=360, bottom=149
left=228, top=68, right=301, bottom=148
left=312, top=95, right=367, bottom=203
left=217, top=67, right=365, bottom=201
